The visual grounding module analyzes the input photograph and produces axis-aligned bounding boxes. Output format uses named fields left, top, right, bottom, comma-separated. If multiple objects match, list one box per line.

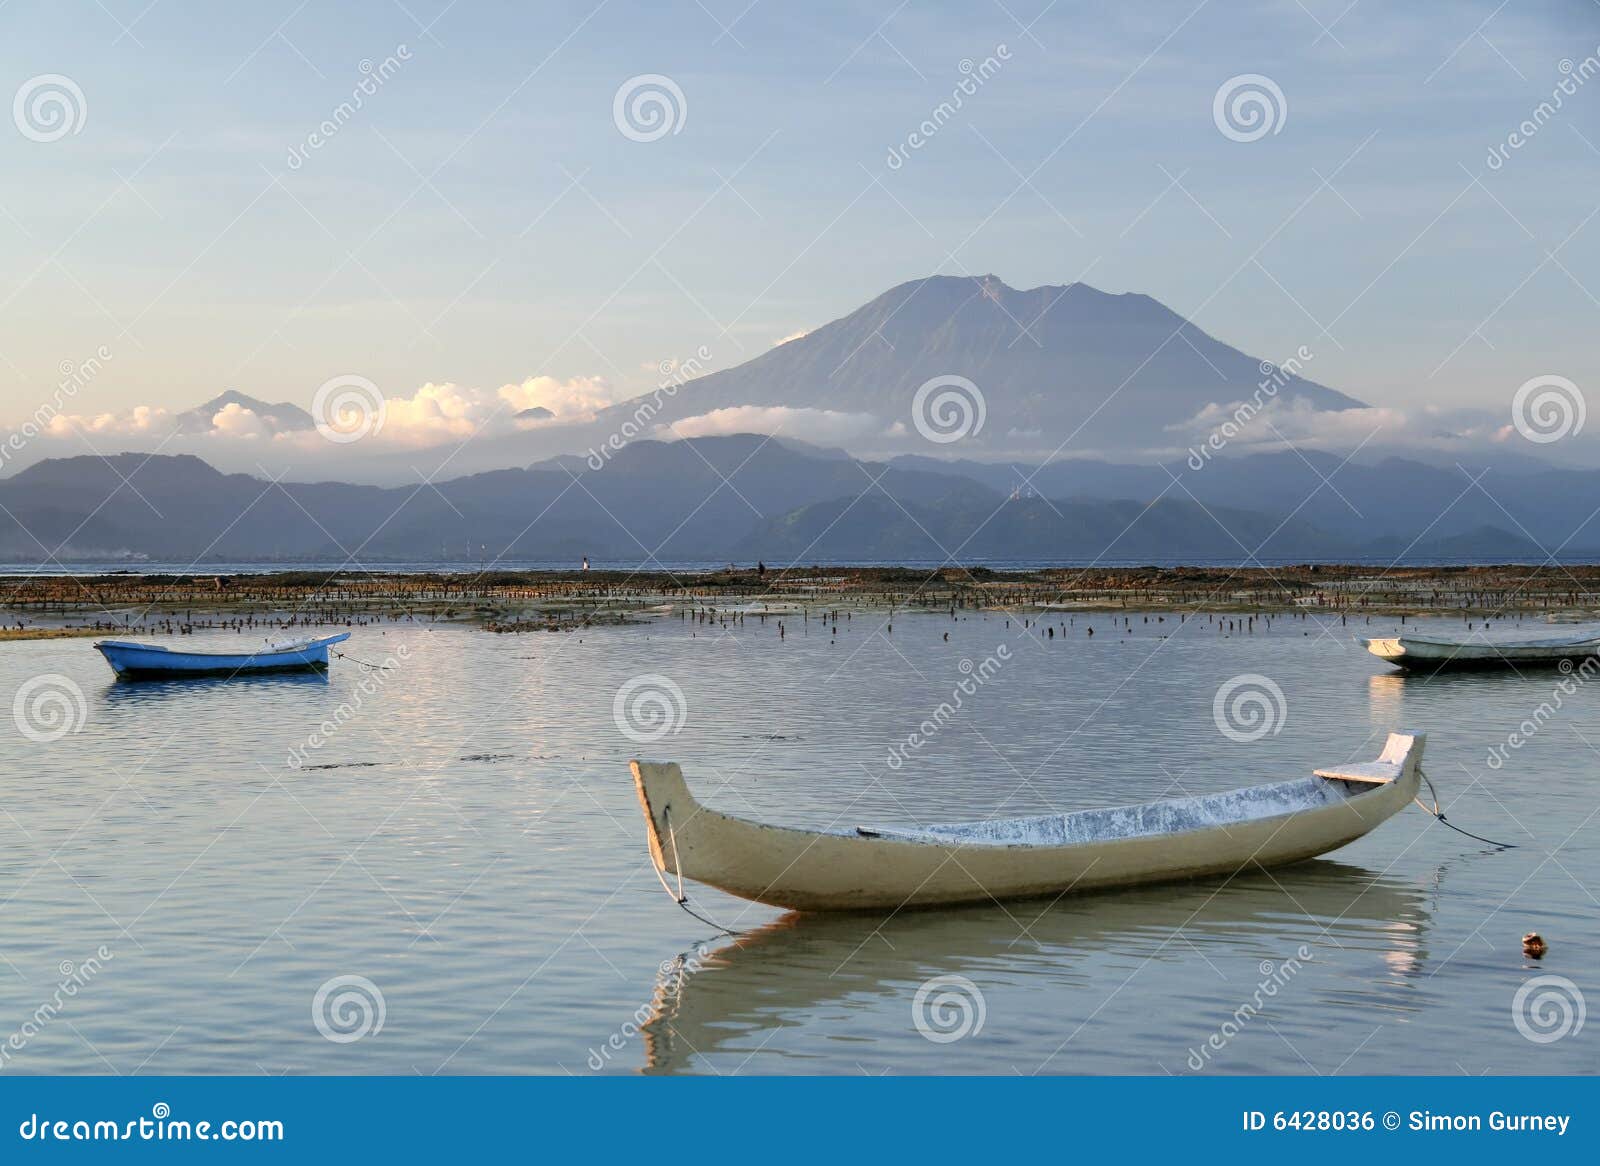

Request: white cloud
left=668, top=405, right=887, bottom=445
left=31, top=376, right=619, bottom=450
left=1164, top=397, right=1508, bottom=454
left=497, top=374, right=611, bottom=420
left=211, top=401, right=272, bottom=438
left=45, top=404, right=171, bottom=437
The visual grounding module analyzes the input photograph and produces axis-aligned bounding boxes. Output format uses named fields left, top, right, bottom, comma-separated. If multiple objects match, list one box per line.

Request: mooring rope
left=647, top=806, right=742, bottom=937
left=1415, top=767, right=1517, bottom=849
left=331, top=649, right=394, bottom=672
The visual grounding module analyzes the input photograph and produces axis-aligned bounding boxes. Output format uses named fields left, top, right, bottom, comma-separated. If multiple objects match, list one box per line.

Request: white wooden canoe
left=1361, top=628, right=1600, bottom=671
left=631, top=732, right=1424, bottom=911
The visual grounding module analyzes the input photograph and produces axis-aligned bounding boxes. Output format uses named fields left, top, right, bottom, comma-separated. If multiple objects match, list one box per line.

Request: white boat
left=1360, top=628, right=1600, bottom=671
left=630, top=731, right=1424, bottom=911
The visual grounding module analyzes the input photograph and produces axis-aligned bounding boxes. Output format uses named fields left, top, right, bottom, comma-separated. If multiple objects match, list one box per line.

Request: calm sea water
left=0, top=609, right=1593, bottom=1075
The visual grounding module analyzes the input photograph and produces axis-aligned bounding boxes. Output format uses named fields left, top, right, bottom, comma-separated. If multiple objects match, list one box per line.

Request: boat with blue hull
left=94, top=632, right=351, bottom=678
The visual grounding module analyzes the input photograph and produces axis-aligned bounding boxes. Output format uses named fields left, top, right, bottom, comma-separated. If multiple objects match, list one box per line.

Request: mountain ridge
left=2, top=438, right=1591, bottom=566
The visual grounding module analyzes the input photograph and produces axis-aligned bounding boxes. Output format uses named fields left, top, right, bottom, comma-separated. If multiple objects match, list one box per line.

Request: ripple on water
left=0, top=614, right=1593, bottom=1074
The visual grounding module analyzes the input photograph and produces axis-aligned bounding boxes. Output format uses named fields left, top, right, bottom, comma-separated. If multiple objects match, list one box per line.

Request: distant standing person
left=582, top=557, right=590, bottom=571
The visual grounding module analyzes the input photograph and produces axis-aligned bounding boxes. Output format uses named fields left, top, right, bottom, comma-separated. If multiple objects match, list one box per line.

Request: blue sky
left=2, top=0, right=1598, bottom=447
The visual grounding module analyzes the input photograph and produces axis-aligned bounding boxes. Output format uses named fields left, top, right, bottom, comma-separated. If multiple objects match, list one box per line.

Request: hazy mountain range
left=2, top=273, right=1584, bottom=564
left=6, top=274, right=1431, bottom=486
left=0, top=435, right=1582, bottom=566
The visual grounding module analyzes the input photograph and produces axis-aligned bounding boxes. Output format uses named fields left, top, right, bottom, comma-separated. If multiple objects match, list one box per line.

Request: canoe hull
left=94, top=633, right=350, bottom=678
left=1362, top=634, right=1600, bottom=671
left=631, top=736, right=1423, bottom=912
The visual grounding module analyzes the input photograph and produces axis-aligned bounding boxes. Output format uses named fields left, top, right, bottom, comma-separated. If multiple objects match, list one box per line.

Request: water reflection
left=640, top=861, right=1431, bottom=1074
left=100, top=669, right=331, bottom=703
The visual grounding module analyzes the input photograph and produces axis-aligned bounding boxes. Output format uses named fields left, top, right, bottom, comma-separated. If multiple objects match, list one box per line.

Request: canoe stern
left=632, top=760, right=696, bottom=877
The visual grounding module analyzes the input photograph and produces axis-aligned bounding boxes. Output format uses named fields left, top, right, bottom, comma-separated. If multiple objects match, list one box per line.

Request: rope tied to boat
left=648, top=805, right=742, bottom=938
left=1414, top=767, right=1517, bottom=849
left=331, top=649, right=395, bottom=671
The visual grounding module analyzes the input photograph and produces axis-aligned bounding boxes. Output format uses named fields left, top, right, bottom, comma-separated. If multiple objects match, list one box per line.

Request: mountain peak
left=596, top=273, right=1362, bottom=454
left=176, top=391, right=314, bottom=435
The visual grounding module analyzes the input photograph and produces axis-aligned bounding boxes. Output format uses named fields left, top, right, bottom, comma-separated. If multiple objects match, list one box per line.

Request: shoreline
left=0, top=564, right=1597, bottom=639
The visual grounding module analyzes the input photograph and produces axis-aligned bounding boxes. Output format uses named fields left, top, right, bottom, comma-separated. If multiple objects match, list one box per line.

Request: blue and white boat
left=94, top=632, right=351, bottom=679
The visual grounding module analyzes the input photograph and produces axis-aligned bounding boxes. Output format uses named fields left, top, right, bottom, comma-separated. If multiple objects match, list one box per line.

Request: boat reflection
left=640, top=861, right=1431, bottom=1074
left=1367, top=668, right=1559, bottom=693
left=100, top=669, right=330, bottom=702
